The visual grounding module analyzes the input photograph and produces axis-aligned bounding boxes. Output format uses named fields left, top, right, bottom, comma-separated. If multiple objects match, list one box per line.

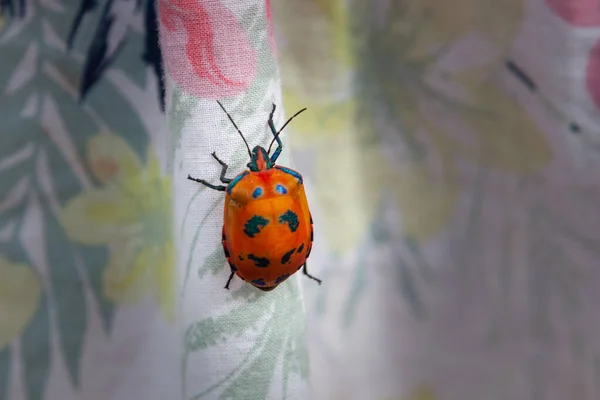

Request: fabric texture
left=160, top=1, right=310, bottom=398
left=0, top=0, right=178, bottom=399
left=2, top=0, right=600, bottom=399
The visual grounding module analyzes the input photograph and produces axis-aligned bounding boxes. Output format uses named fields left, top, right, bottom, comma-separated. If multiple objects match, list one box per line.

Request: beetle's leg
left=224, top=271, right=235, bottom=290
left=187, top=175, right=226, bottom=191
left=211, top=152, right=233, bottom=184
left=268, top=104, right=283, bottom=163
left=302, top=262, right=322, bottom=285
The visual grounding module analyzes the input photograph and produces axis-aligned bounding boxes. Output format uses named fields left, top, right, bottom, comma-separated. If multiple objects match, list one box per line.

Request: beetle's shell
left=222, top=166, right=313, bottom=290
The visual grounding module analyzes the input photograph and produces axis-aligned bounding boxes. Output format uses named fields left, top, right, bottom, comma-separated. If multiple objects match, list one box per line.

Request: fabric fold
left=158, top=1, right=310, bottom=398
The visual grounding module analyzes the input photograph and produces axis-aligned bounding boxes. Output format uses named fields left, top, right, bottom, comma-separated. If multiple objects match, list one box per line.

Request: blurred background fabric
left=2, top=0, right=600, bottom=399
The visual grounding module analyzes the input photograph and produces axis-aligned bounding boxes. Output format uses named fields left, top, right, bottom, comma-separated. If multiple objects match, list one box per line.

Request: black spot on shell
left=244, top=215, right=269, bottom=237
left=248, top=254, right=270, bottom=268
left=281, top=248, right=296, bottom=264
left=278, top=210, right=299, bottom=233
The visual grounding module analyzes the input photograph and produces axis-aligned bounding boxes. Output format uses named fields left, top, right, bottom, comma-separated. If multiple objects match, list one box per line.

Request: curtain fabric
left=1, top=0, right=600, bottom=399
left=160, top=1, right=310, bottom=398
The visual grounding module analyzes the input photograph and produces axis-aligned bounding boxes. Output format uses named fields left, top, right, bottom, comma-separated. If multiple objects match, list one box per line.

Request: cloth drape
left=2, top=0, right=600, bottom=399
left=160, top=1, right=310, bottom=398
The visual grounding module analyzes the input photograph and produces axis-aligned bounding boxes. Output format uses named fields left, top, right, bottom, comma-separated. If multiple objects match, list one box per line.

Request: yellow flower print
left=273, top=0, right=353, bottom=97
left=275, top=0, right=547, bottom=254
left=313, top=132, right=458, bottom=253
left=406, top=385, right=436, bottom=400
left=436, top=69, right=552, bottom=172
left=306, top=0, right=551, bottom=253
left=397, top=0, right=523, bottom=65
left=282, top=90, right=357, bottom=147
left=273, top=0, right=356, bottom=147
left=61, top=133, right=175, bottom=321
left=0, top=256, right=41, bottom=350
left=354, top=0, right=550, bottom=173
left=381, top=383, right=437, bottom=400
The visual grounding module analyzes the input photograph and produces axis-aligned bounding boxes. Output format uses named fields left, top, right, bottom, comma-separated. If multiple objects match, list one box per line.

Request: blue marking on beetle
left=297, top=243, right=304, bottom=253
left=275, top=184, right=287, bottom=195
left=252, top=278, right=266, bottom=286
left=227, top=171, right=249, bottom=194
left=248, top=254, right=270, bottom=268
left=275, top=166, right=303, bottom=184
left=276, top=274, right=290, bottom=284
left=243, top=215, right=269, bottom=237
left=252, top=187, right=263, bottom=199
left=278, top=210, right=299, bottom=233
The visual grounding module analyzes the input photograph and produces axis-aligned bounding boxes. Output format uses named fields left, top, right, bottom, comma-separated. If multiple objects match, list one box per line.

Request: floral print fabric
left=2, top=0, right=600, bottom=399
left=275, top=0, right=600, bottom=399
left=0, top=0, right=178, bottom=399
left=162, top=0, right=310, bottom=399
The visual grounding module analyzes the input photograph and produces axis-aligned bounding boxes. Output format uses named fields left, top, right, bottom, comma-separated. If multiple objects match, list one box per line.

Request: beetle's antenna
left=217, top=100, right=252, bottom=158
left=267, top=107, right=307, bottom=154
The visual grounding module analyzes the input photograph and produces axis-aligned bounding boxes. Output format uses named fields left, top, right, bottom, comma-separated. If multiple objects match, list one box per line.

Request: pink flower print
left=265, top=0, right=277, bottom=57
left=158, top=0, right=257, bottom=99
left=545, top=0, right=600, bottom=109
left=545, top=0, right=600, bottom=27
left=586, top=40, right=600, bottom=108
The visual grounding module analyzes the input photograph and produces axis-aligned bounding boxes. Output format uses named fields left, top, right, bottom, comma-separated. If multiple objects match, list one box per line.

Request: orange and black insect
left=188, top=101, right=321, bottom=292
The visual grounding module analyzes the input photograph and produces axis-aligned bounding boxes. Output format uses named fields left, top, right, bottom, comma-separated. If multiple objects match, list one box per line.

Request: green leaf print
left=185, top=283, right=308, bottom=400
left=340, top=204, right=428, bottom=328
left=396, top=257, right=424, bottom=319
left=77, top=245, right=114, bottom=332
left=225, top=5, right=277, bottom=122
left=217, top=325, right=282, bottom=400
left=1, top=0, right=164, bottom=398
left=43, top=204, right=87, bottom=387
left=168, top=86, right=199, bottom=171
left=0, top=346, right=10, bottom=399
left=197, top=246, right=227, bottom=279
left=181, top=198, right=223, bottom=295
left=340, top=207, right=383, bottom=328
left=21, top=294, right=51, bottom=400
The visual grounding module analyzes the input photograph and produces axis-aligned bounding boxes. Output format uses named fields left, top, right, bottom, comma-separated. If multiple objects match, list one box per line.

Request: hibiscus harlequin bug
left=188, top=101, right=322, bottom=292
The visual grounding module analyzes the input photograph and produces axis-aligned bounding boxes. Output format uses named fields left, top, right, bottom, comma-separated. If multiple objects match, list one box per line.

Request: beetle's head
left=247, top=146, right=273, bottom=172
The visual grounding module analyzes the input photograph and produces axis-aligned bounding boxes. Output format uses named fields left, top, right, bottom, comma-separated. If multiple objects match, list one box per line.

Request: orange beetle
left=188, top=101, right=322, bottom=292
